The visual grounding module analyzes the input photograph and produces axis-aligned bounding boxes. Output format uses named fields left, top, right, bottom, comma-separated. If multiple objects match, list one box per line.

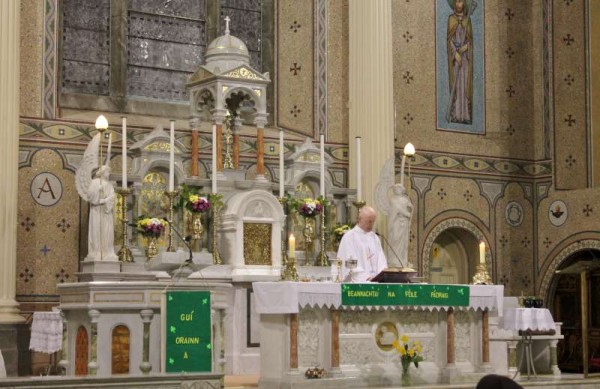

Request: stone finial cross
left=224, top=16, right=231, bottom=34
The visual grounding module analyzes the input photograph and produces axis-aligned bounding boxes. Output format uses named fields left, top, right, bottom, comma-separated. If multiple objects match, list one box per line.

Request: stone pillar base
left=0, top=323, right=31, bottom=376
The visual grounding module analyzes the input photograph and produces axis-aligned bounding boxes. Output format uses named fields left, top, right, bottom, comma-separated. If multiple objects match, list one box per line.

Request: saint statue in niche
left=446, top=0, right=477, bottom=124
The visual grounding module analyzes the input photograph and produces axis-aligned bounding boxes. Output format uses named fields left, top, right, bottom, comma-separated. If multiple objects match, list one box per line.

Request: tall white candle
left=479, top=241, right=486, bottom=264
left=356, top=136, right=362, bottom=201
left=169, top=120, right=175, bottom=191
left=289, top=234, right=296, bottom=258
left=212, top=124, right=217, bottom=194
left=122, top=117, right=127, bottom=189
left=320, top=134, right=325, bottom=197
left=400, top=155, right=406, bottom=187
left=279, top=129, right=284, bottom=198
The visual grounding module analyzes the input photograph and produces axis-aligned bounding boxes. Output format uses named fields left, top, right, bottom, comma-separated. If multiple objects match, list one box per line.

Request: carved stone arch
left=289, top=170, right=334, bottom=198
left=137, top=158, right=186, bottom=189
left=422, top=217, right=491, bottom=281
left=192, top=87, right=216, bottom=120
left=539, top=238, right=600, bottom=305
left=224, top=86, right=263, bottom=112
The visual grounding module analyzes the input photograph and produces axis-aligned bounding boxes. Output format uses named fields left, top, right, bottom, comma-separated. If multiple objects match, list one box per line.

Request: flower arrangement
left=297, top=198, right=323, bottom=218
left=333, top=224, right=351, bottom=242
left=393, top=335, right=423, bottom=374
left=187, top=194, right=211, bottom=213
left=136, top=217, right=167, bottom=238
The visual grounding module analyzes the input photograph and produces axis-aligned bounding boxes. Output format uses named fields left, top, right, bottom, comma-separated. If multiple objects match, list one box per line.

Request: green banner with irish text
left=165, top=291, right=212, bottom=372
left=341, top=283, right=470, bottom=307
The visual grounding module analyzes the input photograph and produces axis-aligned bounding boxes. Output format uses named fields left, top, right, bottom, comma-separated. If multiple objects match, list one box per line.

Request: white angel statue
left=374, top=157, right=413, bottom=267
left=76, top=133, right=118, bottom=261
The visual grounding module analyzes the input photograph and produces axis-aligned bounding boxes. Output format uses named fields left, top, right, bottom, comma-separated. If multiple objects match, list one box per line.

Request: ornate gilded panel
left=139, top=172, right=169, bottom=247
left=111, top=325, right=130, bottom=374
left=243, top=223, right=272, bottom=265
left=75, top=326, right=88, bottom=376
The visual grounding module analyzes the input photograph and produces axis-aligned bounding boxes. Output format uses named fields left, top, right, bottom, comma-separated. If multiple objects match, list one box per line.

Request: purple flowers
left=136, top=217, right=167, bottom=238
left=298, top=198, right=323, bottom=218
left=188, top=194, right=211, bottom=213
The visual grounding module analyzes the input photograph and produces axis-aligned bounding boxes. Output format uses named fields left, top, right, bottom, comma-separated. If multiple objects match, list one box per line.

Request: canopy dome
left=205, top=18, right=250, bottom=66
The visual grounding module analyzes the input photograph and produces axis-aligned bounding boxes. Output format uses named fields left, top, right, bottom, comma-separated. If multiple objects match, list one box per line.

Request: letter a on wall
left=163, top=291, right=212, bottom=372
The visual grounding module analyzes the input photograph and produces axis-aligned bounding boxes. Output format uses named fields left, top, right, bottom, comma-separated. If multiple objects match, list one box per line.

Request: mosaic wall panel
left=21, top=0, right=45, bottom=118
left=391, top=0, right=544, bottom=160
left=277, top=0, right=314, bottom=137
left=494, top=183, right=534, bottom=296
left=325, top=0, right=349, bottom=144
left=424, top=177, right=490, bottom=230
left=17, top=149, right=80, bottom=299
left=552, top=0, right=588, bottom=189
left=61, top=0, right=110, bottom=96
left=221, top=0, right=262, bottom=71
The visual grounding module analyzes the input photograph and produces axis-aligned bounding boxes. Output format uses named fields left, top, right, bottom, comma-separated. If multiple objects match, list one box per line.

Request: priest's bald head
left=358, top=206, right=377, bottom=232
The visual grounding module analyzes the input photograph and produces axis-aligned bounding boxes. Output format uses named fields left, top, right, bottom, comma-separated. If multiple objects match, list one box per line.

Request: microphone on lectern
left=375, top=231, right=404, bottom=269
left=163, top=217, right=193, bottom=265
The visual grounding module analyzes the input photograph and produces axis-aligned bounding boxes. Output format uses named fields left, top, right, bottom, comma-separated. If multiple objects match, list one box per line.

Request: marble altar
left=254, top=282, right=505, bottom=387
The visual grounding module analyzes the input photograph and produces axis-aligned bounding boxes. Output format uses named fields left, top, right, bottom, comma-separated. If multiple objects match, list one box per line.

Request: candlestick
left=479, top=241, right=486, bottom=264
left=316, top=206, right=329, bottom=266
left=289, top=234, right=296, bottom=258
left=169, top=120, right=175, bottom=191
left=105, top=132, right=112, bottom=166
left=211, top=194, right=223, bottom=265
left=164, top=190, right=179, bottom=252
left=355, top=136, right=362, bottom=201
left=122, top=117, right=127, bottom=189
left=212, top=124, right=217, bottom=194
left=279, top=129, right=284, bottom=198
left=116, top=188, right=133, bottom=262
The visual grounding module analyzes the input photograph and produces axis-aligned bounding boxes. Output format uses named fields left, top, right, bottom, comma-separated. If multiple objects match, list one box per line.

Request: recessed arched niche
left=75, top=326, right=88, bottom=376
left=111, top=325, right=130, bottom=374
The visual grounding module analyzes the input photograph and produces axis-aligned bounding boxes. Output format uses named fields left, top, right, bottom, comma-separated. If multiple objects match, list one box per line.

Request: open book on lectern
left=371, top=267, right=418, bottom=283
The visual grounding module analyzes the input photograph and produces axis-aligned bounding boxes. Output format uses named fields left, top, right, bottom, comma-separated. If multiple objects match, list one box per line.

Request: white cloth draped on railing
left=29, top=311, right=63, bottom=354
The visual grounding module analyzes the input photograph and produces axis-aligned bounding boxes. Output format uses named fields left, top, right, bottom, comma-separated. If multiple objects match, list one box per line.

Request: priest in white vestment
left=337, top=206, right=388, bottom=282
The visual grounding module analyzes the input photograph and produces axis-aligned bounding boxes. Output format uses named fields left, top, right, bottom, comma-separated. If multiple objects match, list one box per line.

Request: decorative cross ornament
left=224, top=16, right=231, bottom=34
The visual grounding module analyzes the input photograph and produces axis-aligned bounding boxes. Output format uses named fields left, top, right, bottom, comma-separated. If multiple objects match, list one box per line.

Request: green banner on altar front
left=165, top=291, right=212, bottom=373
left=341, top=283, right=470, bottom=307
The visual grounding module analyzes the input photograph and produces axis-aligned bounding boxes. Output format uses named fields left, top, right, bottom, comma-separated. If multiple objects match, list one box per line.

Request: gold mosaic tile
left=277, top=0, right=314, bottom=136
left=19, top=0, right=44, bottom=118
left=17, top=149, right=80, bottom=297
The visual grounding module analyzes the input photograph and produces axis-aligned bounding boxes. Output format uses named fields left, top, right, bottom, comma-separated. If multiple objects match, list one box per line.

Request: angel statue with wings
left=375, top=157, right=413, bottom=268
left=76, top=133, right=118, bottom=262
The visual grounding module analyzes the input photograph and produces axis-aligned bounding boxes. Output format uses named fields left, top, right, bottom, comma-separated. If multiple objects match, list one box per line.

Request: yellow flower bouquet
left=393, top=335, right=423, bottom=375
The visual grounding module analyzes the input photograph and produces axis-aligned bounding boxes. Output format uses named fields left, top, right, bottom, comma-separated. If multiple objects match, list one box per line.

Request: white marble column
left=349, top=0, right=395, bottom=212
left=0, top=0, right=25, bottom=324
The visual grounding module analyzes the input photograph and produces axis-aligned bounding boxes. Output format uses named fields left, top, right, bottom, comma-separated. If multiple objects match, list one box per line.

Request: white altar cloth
left=29, top=311, right=62, bottom=354
left=254, top=282, right=504, bottom=313
left=502, top=308, right=555, bottom=331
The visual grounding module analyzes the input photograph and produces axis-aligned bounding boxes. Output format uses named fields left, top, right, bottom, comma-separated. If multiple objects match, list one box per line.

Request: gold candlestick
left=279, top=197, right=288, bottom=279
left=116, top=188, right=133, bottom=262
left=211, top=193, right=223, bottom=264
left=282, top=252, right=299, bottom=282
left=164, top=190, right=179, bottom=252
left=315, top=210, right=329, bottom=266
left=353, top=200, right=366, bottom=209
left=472, top=263, right=493, bottom=285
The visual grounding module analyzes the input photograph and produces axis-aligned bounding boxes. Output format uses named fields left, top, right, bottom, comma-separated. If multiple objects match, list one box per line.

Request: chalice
left=345, top=258, right=358, bottom=282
